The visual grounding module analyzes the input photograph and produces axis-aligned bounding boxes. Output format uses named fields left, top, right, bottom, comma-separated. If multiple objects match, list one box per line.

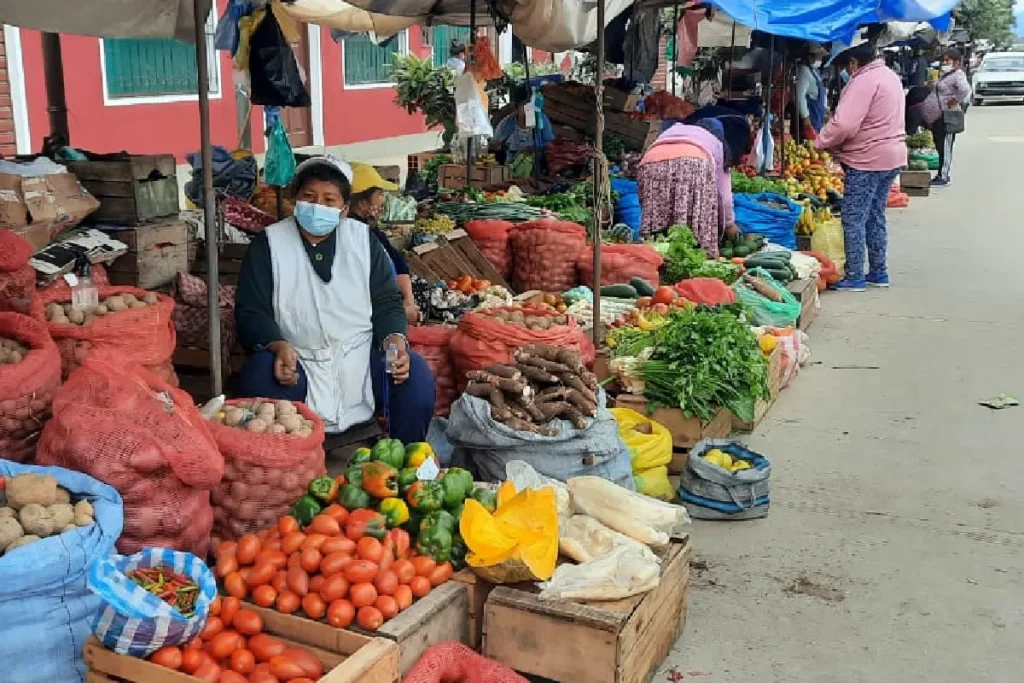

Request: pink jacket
left=815, top=60, right=905, bottom=171
left=646, top=124, right=735, bottom=225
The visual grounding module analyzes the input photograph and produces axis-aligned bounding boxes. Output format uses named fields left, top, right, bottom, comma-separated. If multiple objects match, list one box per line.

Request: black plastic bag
left=249, top=11, right=311, bottom=107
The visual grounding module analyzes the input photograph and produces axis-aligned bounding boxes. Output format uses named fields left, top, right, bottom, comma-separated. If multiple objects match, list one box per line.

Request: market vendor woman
left=492, top=84, right=554, bottom=174
left=235, top=155, right=435, bottom=442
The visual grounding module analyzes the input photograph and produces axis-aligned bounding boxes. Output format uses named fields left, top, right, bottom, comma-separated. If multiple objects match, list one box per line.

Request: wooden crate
left=451, top=569, right=496, bottom=650
left=904, top=185, right=930, bottom=197
left=438, top=164, right=510, bottom=190
left=102, top=219, right=189, bottom=289
left=83, top=633, right=399, bottom=683
left=786, top=277, right=819, bottom=331
left=247, top=580, right=469, bottom=676
left=541, top=84, right=662, bottom=151
left=483, top=536, right=692, bottom=683
left=899, top=169, right=931, bottom=189
left=443, top=229, right=512, bottom=291
left=191, top=242, right=248, bottom=286
left=67, top=155, right=179, bottom=225
left=731, top=343, right=784, bottom=432
left=614, top=394, right=731, bottom=455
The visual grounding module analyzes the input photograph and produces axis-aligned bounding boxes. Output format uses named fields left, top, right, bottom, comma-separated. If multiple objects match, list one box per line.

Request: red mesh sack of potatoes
left=207, top=398, right=326, bottom=543
left=36, top=352, right=223, bottom=557
left=0, top=231, right=35, bottom=315
left=0, top=313, right=62, bottom=463
left=509, top=220, right=587, bottom=292
left=576, top=243, right=663, bottom=288
left=403, top=642, right=529, bottom=683
left=34, top=285, right=176, bottom=381
left=464, top=220, right=513, bottom=280
left=408, top=325, right=458, bottom=417
left=450, top=307, right=595, bottom=389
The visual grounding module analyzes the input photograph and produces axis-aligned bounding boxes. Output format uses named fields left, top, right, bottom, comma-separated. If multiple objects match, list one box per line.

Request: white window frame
left=341, top=31, right=408, bottom=91
left=99, top=11, right=222, bottom=106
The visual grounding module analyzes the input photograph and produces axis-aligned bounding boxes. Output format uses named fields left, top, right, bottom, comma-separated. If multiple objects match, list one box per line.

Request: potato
left=5, top=534, right=40, bottom=552
left=74, top=512, right=94, bottom=527
left=129, top=301, right=147, bottom=309
left=54, top=488, right=71, bottom=505
left=7, top=474, right=59, bottom=509
left=268, top=423, right=287, bottom=434
left=257, top=404, right=276, bottom=421
left=45, top=303, right=63, bottom=321
left=19, top=503, right=54, bottom=537
left=0, top=516, right=23, bottom=549
left=121, top=293, right=138, bottom=305
left=74, top=500, right=94, bottom=519
left=223, top=407, right=245, bottom=427
left=302, top=419, right=314, bottom=430
left=105, top=295, right=127, bottom=312
left=275, top=400, right=298, bottom=417
left=0, top=508, right=14, bottom=519
left=295, top=427, right=313, bottom=437
left=94, top=304, right=109, bottom=316
left=142, top=291, right=159, bottom=305
left=48, top=503, right=74, bottom=529
left=277, top=414, right=303, bottom=433
left=246, top=417, right=268, bottom=433
left=68, top=308, right=86, bottom=325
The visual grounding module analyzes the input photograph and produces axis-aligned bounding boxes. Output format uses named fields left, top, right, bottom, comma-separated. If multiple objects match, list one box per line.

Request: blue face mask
left=294, top=201, right=341, bottom=236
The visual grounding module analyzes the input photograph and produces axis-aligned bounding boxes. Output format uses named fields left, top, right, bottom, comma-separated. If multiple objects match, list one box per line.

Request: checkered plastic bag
left=87, top=547, right=218, bottom=657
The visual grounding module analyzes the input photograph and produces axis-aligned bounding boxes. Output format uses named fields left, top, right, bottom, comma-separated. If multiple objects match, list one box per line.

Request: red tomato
left=327, top=599, right=355, bottom=628
left=319, top=573, right=350, bottom=602
left=199, top=616, right=223, bottom=641
left=410, top=556, right=436, bottom=578
left=215, top=554, right=238, bottom=579
left=349, top=582, right=377, bottom=608
left=229, top=648, right=256, bottom=675
left=278, top=516, right=300, bottom=535
left=378, top=546, right=394, bottom=572
left=319, top=551, right=352, bottom=577
left=217, top=671, right=248, bottom=683
left=282, top=647, right=323, bottom=679
left=322, top=504, right=349, bottom=525
left=393, top=584, right=413, bottom=611
left=299, top=548, right=322, bottom=574
left=356, top=606, right=384, bottom=631
left=180, top=647, right=204, bottom=674
left=287, top=551, right=302, bottom=570
left=223, top=572, right=247, bottom=600
left=149, top=646, right=182, bottom=670
left=652, top=286, right=677, bottom=306
left=248, top=666, right=278, bottom=683
left=207, top=631, right=241, bottom=660
left=286, top=566, right=310, bottom=597
left=280, top=530, right=306, bottom=555
left=275, top=589, right=301, bottom=614
left=301, top=592, right=327, bottom=620
left=309, top=574, right=325, bottom=594
left=209, top=595, right=222, bottom=617
left=248, top=634, right=288, bottom=662
left=391, top=559, right=415, bottom=585
left=269, top=655, right=308, bottom=680
left=235, top=535, right=261, bottom=565
left=375, top=595, right=399, bottom=620
left=220, top=597, right=241, bottom=627
left=320, top=537, right=356, bottom=556
left=409, top=575, right=431, bottom=598
left=191, top=657, right=221, bottom=682
left=254, top=550, right=287, bottom=570
left=252, top=584, right=278, bottom=609
left=388, top=529, right=411, bottom=559
left=307, top=515, right=342, bottom=537
left=271, top=570, right=289, bottom=594
left=214, top=540, right=237, bottom=558
left=373, top=570, right=398, bottom=596
left=343, top=560, right=379, bottom=584
left=356, top=537, right=384, bottom=564
left=232, top=608, right=263, bottom=637
left=301, top=533, right=328, bottom=551
left=428, top=562, right=453, bottom=587
left=245, top=563, right=276, bottom=588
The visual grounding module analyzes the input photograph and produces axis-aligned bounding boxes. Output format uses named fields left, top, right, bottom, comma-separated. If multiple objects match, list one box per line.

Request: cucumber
left=629, top=277, right=656, bottom=297
left=600, top=284, right=638, bottom=299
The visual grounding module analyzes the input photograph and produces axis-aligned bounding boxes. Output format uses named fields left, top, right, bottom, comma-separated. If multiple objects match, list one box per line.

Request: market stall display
left=508, top=220, right=587, bottom=292
left=0, top=313, right=62, bottom=464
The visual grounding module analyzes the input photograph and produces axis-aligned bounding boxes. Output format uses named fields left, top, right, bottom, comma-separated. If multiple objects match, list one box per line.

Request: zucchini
left=629, top=277, right=656, bottom=297
left=600, top=284, right=638, bottom=299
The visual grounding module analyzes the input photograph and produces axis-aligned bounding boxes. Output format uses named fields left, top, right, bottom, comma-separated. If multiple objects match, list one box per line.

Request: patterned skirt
left=637, top=156, right=721, bottom=257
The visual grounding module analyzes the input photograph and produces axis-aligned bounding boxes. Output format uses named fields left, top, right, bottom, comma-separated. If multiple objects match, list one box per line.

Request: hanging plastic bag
left=248, top=10, right=311, bottom=107
left=89, top=547, right=218, bottom=657
left=733, top=268, right=801, bottom=327
left=455, top=72, right=493, bottom=139
left=810, top=218, right=846, bottom=278
left=753, top=117, right=774, bottom=172
left=264, top=118, right=296, bottom=187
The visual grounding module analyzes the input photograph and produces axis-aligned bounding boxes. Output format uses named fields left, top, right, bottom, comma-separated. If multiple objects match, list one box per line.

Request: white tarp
left=696, top=10, right=752, bottom=48
left=0, top=0, right=210, bottom=40
left=281, top=0, right=419, bottom=40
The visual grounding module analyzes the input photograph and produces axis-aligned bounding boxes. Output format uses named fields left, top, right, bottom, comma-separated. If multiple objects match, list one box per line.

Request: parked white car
left=972, top=52, right=1024, bottom=105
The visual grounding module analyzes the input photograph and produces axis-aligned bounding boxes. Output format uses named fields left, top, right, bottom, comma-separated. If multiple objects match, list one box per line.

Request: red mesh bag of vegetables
left=576, top=243, right=663, bottom=287
left=509, top=220, right=587, bottom=292
left=403, top=641, right=529, bottom=683
left=409, top=324, right=458, bottom=417
left=35, top=352, right=223, bottom=557
left=0, top=313, right=62, bottom=463
left=0, top=231, right=35, bottom=315
left=207, top=398, right=326, bottom=542
left=464, top=220, right=513, bottom=280
left=450, top=307, right=595, bottom=388
left=470, top=36, right=503, bottom=80
left=33, top=285, right=176, bottom=381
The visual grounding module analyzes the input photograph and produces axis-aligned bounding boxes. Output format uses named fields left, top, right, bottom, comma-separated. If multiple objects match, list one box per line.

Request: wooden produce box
left=438, top=164, right=510, bottom=190
left=451, top=569, right=496, bottom=650
left=541, top=83, right=662, bottom=151
left=483, top=536, right=692, bottom=683
left=83, top=632, right=399, bottom=683
left=191, top=242, right=248, bottom=286
left=613, top=394, right=731, bottom=472
left=731, top=344, right=784, bottom=432
left=602, top=87, right=642, bottom=113
left=786, top=277, right=819, bottom=331
left=247, top=580, right=469, bottom=676
left=102, top=219, right=189, bottom=289
left=899, top=169, right=931, bottom=189
left=409, top=231, right=512, bottom=291
left=67, top=155, right=179, bottom=225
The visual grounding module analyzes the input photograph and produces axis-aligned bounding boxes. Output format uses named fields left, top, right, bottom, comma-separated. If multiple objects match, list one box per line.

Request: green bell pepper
left=449, top=533, right=467, bottom=571
left=416, top=525, right=453, bottom=562
left=371, top=438, right=406, bottom=470
left=351, top=447, right=373, bottom=464
left=397, top=467, right=419, bottom=494
left=379, top=498, right=410, bottom=528
left=405, top=480, right=444, bottom=513
left=440, top=468, right=473, bottom=509
left=449, top=503, right=465, bottom=525
left=403, top=509, right=423, bottom=535
left=339, top=484, right=372, bottom=511
left=344, top=464, right=364, bottom=488
left=289, top=494, right=322, bottom=527
left=469, top=487, right=498, bottom=513
left=308, top=476, right=339, bottom=505
left=419, top=510, right=455, bottom=536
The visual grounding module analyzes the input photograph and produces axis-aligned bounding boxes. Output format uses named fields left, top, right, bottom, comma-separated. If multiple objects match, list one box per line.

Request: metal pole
left=671, top=4, right=679, bottom=96
left=726, top=21, right=736, bottom=99
left=761, top=37, right=775, bottom=177
left=195, top=0, right=222, bottom=396
left=592, top=0, right=605, bottom=340
left=780, top=51, right=788, bottom=174
left=41, top=33, right=70, bottom=143
left=523, top=56, right=541, bottom=181
left=466, top=0, right=477, bottom=183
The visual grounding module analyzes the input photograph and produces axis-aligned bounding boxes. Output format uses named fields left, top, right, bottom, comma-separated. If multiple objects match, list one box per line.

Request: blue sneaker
left=867, top=274, right=890, bottom=288
left=829, top=278, right=867, bottom=292
left=930, top=177, right=949, bottom=187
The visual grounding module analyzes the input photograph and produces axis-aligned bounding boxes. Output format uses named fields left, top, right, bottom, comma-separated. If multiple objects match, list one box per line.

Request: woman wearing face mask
left=920, top=48, right=971, bottom=187
left=235, top=156, right=436, bottom=442
left=814, top=40, right=905, bottom=291
left=347, top=163, right=420, bottom=323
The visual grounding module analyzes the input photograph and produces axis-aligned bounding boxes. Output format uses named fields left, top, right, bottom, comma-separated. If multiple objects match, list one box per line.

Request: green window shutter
left=431, top=26, right=471, bottom=68
left=344, top=35, right=403, bottom=85
left=104, top=38, right=200, bottom=97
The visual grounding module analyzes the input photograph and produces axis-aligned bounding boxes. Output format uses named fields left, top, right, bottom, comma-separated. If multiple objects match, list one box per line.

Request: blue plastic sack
left=0, top=461, right=122, bottom=683
left=89, top=548, right=218, bottom=657
left=677, top=439, right=771, bottom=520
left=733, top=193, right=802, bottom=250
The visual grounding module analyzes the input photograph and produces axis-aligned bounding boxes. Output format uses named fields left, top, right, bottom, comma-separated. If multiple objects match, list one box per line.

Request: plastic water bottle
left=385, top=342, right=399, bottom=375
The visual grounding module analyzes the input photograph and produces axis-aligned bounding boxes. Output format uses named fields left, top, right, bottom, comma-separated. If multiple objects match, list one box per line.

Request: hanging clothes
left=623, top=7, right=662, bottom=84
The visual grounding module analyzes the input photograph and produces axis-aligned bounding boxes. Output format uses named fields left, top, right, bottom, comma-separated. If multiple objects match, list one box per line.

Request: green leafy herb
left=730, top=171, right=788, bottom=195
left=692, top=260, right=741, bottom=284
left=659, top=225, right=707, bottom=283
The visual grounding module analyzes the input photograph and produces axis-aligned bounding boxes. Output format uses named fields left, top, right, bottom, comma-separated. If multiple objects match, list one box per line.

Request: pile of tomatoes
left=213, top=505, right=453, bottom=636
left=147, top=600, right=322, bottom=682
left=445, top=275, right=491, bottom=296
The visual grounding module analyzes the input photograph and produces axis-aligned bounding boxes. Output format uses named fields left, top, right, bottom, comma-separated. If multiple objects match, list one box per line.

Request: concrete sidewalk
left=663, top=105, right=1024, bottom=683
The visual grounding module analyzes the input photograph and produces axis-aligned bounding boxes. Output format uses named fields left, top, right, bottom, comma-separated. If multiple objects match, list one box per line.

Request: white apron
left=267, top=217, right=375, bottom=432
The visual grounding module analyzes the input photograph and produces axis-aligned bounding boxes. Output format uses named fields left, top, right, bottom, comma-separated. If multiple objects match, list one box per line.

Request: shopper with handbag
left=920, top=48, right=971, bottom=187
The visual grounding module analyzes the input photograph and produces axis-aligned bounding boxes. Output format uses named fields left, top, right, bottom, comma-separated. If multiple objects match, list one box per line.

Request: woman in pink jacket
left=815, top=41, right=905, bottom=291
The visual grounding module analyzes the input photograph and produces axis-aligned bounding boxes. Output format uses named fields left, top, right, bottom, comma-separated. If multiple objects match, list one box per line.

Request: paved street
left=664, top=104, right=1024, bottom=683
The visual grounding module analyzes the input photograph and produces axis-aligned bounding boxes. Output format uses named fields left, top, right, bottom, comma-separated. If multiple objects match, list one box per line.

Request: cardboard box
left=0, top=172, right=100, bottom=244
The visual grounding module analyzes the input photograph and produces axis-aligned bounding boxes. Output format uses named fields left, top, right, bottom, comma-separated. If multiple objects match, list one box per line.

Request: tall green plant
left=390, top=55, right=458, bottom=148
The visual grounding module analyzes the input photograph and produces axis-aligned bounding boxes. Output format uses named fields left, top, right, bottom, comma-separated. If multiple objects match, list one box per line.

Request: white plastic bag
left=455, top=73, right=493, bottom=139
left=539, top=547, right=661, bottom=601
left=754, top=117, right=775, bottom=173
left=559, top=514, right=658, bottom=564
left=567, top=476, right=690, bottom=548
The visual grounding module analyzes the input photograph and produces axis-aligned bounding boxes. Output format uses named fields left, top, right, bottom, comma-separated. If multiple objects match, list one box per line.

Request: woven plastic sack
left=89, top=548, right=218, bottom=657
left=449, top=309, right=595, bottom=389
left=673, top=277, right=737, bottom=305
left=577, top=243, right=662, bottom=288
left=209, top=399, right=326, bottom=542
left=733, top=193, right=802, bottom=250
left=403, top=641, right=529, bottom=683
left=464, top=220, right=513, bottom=280
left=36, top=352, right=223, bottom=557
left=732, top=268, right=801, bottom=328
left=0, top=461, right=122, bottom=683
left=34, top=285, right=176, bottom=381
left=810, top=218, right=845, bottom=277
left=678, top=439, right=770, bottom=520
left=0, top=230, right=35, bottom=314
left=408, top=325, right=458, bottom=417
left=509, top=220, right=587, bottom=292
left=0, top=313, right=62, bottom=463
